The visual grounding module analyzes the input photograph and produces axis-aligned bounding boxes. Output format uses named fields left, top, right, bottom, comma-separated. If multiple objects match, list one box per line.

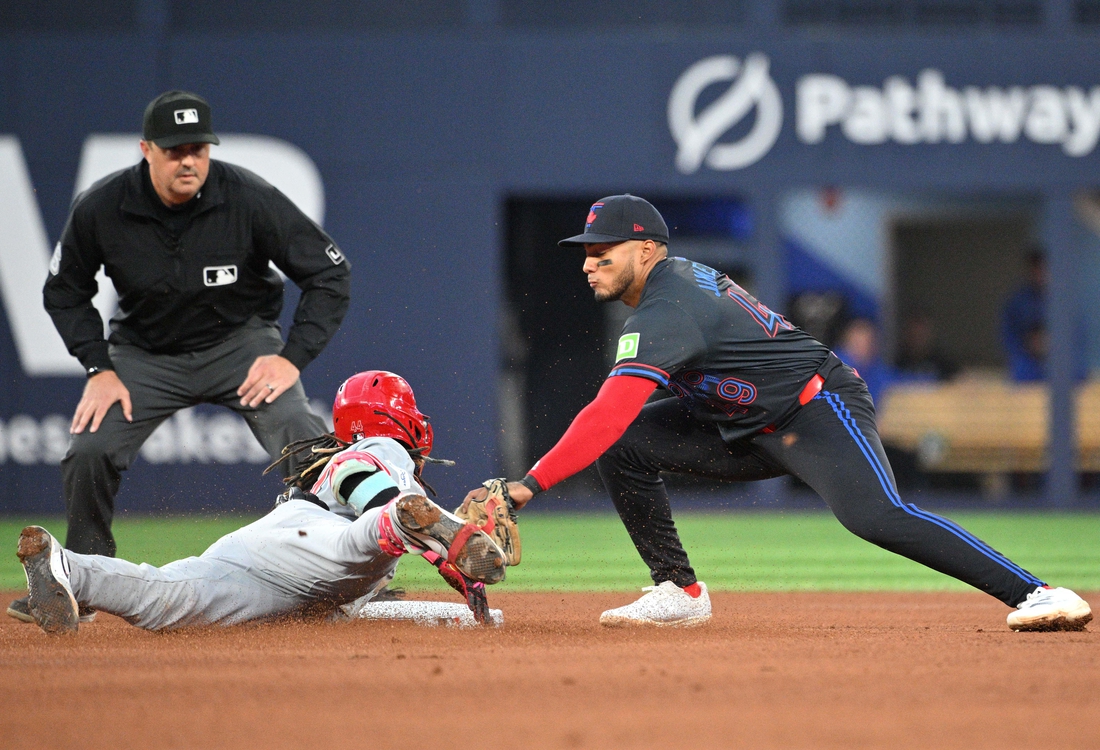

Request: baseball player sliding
left=16, top=371, right=517, bottom=634
left=466, top=194, right=1091, bottom=633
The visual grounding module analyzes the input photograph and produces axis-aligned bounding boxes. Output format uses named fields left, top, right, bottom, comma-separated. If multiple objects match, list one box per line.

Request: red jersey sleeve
left=527, top=375, right=657, bottom=491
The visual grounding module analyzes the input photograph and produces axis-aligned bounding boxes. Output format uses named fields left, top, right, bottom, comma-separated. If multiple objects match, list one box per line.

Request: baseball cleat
left=600, top=581, right=711, bottom=628
left=6, top=595, right=34, bottom=623
left=391, top=494, right=507, bottom=585
left=7, top=595, right=96, bottom=624
left=17, top=526, right=80, bottom=635
left=1007, top=586, right=1092, bottom=632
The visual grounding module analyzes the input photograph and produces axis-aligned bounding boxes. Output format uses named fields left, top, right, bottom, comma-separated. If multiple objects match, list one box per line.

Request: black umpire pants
left=60, top=319, right=327, bottom=557
left=596, top=357, right=1043, bottom=607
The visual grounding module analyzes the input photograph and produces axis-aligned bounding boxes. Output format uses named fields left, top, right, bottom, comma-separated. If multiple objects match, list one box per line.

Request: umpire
left=468, top=194, right=1091, bottom=633
left=12, top=91, right=350, bottom=623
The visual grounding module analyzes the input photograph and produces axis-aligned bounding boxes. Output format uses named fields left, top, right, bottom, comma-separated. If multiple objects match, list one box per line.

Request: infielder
left=17, top=372, right=509, bottom=634
left=467, top=194, right=1092, bottom=633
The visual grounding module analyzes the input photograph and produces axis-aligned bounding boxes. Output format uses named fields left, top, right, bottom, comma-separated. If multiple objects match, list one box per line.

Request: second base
left=354, top=600, right=503, bottom=628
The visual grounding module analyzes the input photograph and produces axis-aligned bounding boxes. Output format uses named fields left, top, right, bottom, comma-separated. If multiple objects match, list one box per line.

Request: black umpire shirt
left=43, top=159, right=351, bottom=375
left=608, top=257, right=831, bottom=441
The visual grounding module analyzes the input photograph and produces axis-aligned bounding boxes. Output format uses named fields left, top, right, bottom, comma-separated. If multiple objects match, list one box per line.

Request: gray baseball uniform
left=62, top=436, right=423, bottom=630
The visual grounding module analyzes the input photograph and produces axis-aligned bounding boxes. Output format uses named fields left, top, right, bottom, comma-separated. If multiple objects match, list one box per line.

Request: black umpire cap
left=558, top=194, right=670, bottom=247
left=142, top=90, right=221, bottom=149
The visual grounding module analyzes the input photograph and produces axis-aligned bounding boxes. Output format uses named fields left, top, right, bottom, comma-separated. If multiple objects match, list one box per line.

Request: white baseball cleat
left=16, top=526, right=80, bottom=635
left=600, top=581, right=711, bottom=627
left=1007, top=586, right=1092, bottom=632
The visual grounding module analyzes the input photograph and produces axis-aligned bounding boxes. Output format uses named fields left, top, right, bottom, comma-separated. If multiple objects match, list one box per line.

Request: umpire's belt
left=761, top=374, right=824, bottom=434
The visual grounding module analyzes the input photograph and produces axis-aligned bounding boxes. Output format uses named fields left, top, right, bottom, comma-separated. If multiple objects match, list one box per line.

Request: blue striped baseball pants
left=596, top=366, right=1043, bottom=606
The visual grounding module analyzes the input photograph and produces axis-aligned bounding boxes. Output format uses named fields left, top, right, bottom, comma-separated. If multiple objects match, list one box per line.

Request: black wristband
left=519, top=474, right=543, bottom=496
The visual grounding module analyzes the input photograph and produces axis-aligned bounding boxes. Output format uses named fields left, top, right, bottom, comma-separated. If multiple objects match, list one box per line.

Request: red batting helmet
left=332, top=370, right=433, bottom=454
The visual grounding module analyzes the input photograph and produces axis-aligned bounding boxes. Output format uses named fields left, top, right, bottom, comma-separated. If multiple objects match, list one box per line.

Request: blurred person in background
left=1001, top=248, right=1048, bottom=382
left=896, top=311, right=958, bottom=382
left=834, top=317, right=898, bottom=402
left=1000, top=246, right=1088, bottom=383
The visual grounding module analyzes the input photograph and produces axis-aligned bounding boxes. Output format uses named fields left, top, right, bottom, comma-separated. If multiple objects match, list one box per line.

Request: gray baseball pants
left=60, top=319, right=328, bottom=556
left=66, top=500, right=400, bottom=630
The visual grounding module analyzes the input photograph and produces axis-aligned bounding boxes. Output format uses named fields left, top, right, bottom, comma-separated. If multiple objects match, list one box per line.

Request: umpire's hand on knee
left=238, top=354, right=300, bottom=408
left=72, top=370, right=132, bottom=434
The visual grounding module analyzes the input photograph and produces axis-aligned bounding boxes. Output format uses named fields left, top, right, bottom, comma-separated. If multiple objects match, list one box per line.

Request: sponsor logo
left=0, top=402, right=328, bottom=466
left=797, top=69, right=1100, bottom=155
left=49, top=242, right=61, bottom=275
left=204, top=265, right=238, bottom=286
left=139, top=408, right=273, bottom=465
left=0, top=414, right=71, bottom=464
left=174, top=108, right=199, bottom=125
left=633, top=223, right=644, bottom=232
left=669, top=53, right=1100, bottom=171
left=669, top=53, right=783, bottom=174
left=615, top=332, right=640, bottom=362
left=324, top=243, right=345, bottom=264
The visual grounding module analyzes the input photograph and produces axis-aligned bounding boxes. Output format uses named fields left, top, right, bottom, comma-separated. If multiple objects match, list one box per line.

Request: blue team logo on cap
left=585, top=202, right=604, bottom=231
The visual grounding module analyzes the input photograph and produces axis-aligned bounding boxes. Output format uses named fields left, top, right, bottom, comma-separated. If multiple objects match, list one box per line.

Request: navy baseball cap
left=142, top=90, right=220, bottom=149
left=558, top=194, right=670, bottom=247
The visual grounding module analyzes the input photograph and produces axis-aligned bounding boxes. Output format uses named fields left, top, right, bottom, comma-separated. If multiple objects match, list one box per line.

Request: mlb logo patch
left=203, top=265, right=238, bottom=286
left=49, top=242, right=62, bottom=276
left=324, top=244, right=345, bottom=265
left=174, top=108, right=199, bottom=125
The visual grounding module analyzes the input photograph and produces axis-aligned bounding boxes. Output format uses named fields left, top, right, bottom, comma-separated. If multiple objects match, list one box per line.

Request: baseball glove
left=455, top=478, right=521, bottom=567
left=423, top=551, right=489, bottom=624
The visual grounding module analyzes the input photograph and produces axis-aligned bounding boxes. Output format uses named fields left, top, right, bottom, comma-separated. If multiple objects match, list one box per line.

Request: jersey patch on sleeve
left=49, top=242, right=62, bottom=276
left=324, top=244, right=346, bottom=264
left=615, top=332, right=640, bottom=362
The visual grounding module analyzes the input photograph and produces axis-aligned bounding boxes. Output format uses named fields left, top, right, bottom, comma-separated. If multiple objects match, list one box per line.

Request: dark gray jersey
left=608, top=257, right=830, bottom=440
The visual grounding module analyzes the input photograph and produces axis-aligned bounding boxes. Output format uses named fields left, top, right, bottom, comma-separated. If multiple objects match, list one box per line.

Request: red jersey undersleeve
left=527, top=375, right=658, bottom=491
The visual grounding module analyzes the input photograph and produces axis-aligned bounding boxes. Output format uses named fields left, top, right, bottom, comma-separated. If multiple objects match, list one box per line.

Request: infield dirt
left=1, top=589, right=1096, bottom=749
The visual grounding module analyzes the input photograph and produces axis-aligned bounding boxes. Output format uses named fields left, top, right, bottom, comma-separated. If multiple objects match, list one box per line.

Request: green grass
left=0, top=515, right=254, bottom=591
left=1, top=511, right=1097, bottom=593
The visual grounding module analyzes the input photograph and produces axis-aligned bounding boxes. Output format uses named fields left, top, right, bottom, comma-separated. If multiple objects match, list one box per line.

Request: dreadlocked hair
left=365, top=411, right=457, bottom=495
left=264, top=433, right=350, bottom=490
left=403, top=446, right=455, bottom=497
left=263, top=433, right=457, bottom=496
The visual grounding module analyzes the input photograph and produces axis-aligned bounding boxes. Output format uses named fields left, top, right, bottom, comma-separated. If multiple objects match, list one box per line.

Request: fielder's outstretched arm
left=466, top=374, right=656, bottom=509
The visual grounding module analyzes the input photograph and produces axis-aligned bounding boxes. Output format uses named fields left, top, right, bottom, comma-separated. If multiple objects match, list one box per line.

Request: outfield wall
left=1, top=5, right=1098, bottom=511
